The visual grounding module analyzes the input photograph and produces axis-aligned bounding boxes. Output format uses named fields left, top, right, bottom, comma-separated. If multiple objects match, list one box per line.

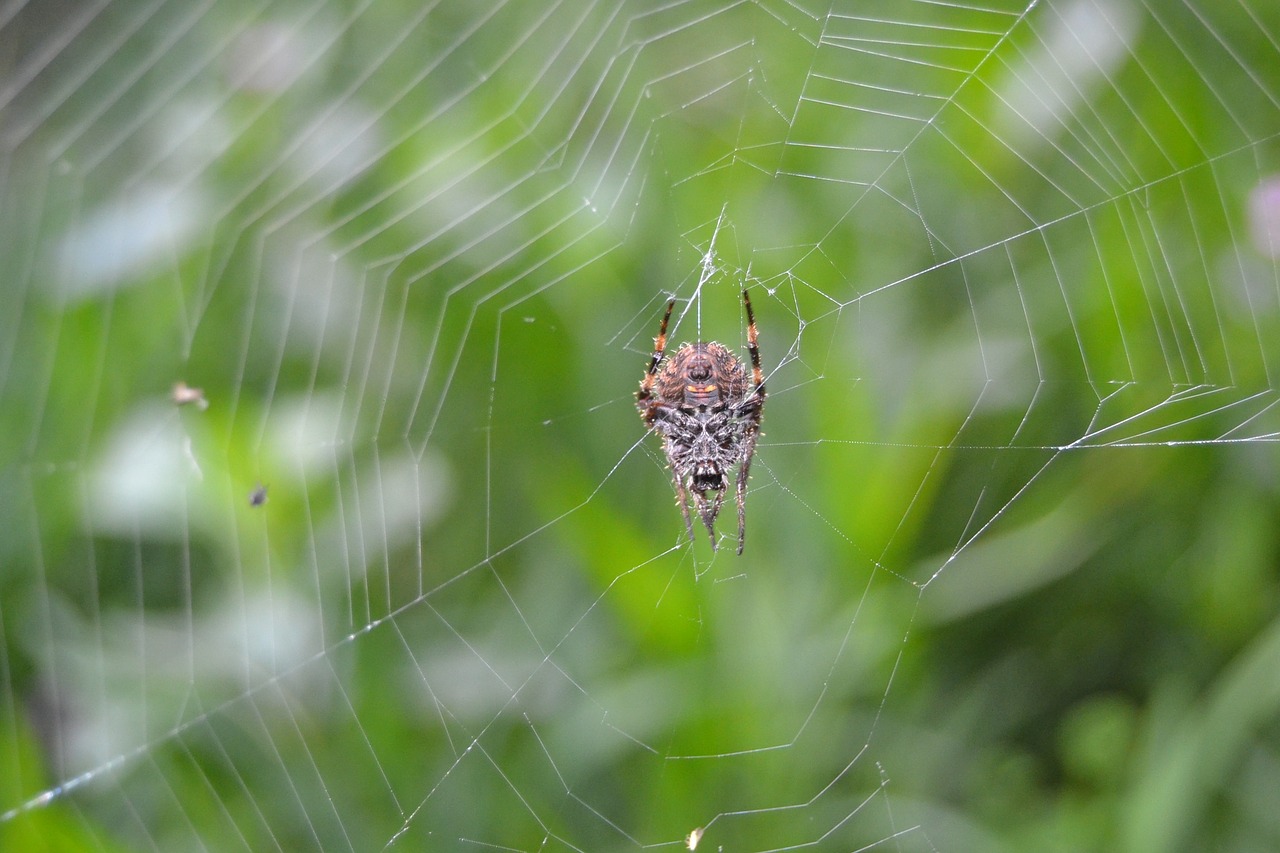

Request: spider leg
left=735, top=427, right=760, bottom=555
left=704, top=488, right=725, bottom=550
left=672, top=471, right=695, bottom=544
left=637, top=298, right=676, bottom=411
left=742, top=289, right=765, bottom=398
left=736, top=289, right=765, bottom=555
left=688, top=483, right=725, bottom=551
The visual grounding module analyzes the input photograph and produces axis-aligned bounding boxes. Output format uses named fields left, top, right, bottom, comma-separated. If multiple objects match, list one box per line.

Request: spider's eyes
left=688, top=360, right=712, bottom=382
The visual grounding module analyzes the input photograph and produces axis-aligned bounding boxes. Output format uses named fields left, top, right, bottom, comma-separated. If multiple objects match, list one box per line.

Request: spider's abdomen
left=652, top=342, right=747, bottom=408
left=679, top=349, right=723, bottom=406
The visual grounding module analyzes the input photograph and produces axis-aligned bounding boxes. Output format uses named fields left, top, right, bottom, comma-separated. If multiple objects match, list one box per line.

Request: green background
left=3, top=0, right=1280, bottom=850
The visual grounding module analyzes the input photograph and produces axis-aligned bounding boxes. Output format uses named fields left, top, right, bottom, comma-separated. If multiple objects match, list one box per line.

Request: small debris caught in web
left=171, top=381, right=208, bottom=409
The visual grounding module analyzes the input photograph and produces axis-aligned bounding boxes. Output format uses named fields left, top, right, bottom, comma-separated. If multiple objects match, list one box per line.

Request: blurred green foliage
left=3, top=0, right=1280, bottom=851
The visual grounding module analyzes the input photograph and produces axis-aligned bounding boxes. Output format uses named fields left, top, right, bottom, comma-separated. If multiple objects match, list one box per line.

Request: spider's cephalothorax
left=636, top=290, right=765, bottom=554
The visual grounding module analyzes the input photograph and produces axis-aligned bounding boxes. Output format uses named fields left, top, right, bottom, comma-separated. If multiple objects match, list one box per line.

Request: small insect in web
left=636, top=289, right=765, bottom=554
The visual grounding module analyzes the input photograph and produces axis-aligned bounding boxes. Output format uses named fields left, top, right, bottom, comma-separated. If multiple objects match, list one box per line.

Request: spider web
left=3, top=0, right=1280, bottom=849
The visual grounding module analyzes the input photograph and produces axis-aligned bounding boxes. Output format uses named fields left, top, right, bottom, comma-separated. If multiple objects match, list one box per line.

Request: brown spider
left=636, top=290, right=765, bottom=554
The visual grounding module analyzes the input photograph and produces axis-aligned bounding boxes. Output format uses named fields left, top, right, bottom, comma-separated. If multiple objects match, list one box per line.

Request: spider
left=636, top=290, right=765, bottom=554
